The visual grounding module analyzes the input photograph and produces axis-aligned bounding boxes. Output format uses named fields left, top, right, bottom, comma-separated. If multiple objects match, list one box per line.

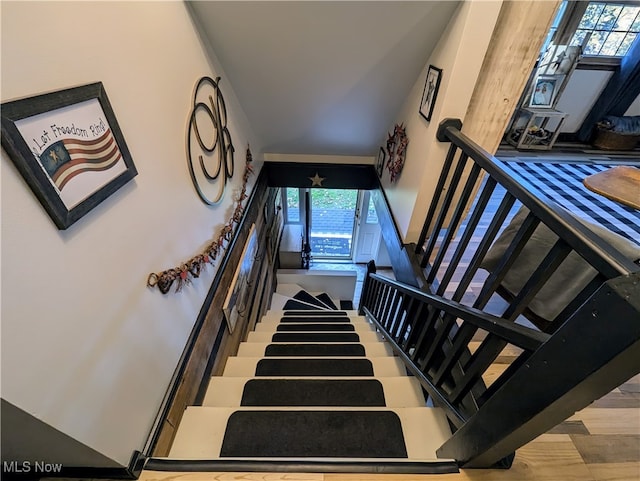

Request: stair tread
left=254, top=322, right=373, bottom=333
left=246, top=330, right=382, bottom=343
left=169, top=406, right=453, bottom=461
left=236, top=341, right=393, bottom=358
left=203, top=376, right=427, bottom=407
left=240, top=379, right=387, bottom=406
left=221, top=410, right=407, bottom=458
left=223, top=356, right=406, bottom=377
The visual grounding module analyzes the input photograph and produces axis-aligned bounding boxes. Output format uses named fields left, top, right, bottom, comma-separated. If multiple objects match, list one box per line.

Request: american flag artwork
left=39, top=129, right=122, bottom=191
left=15, top=98, right=128, bottom=209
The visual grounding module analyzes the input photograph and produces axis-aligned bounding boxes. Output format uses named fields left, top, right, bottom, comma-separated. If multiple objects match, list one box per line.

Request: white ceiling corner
left=187, top=1, right=460, bottom=157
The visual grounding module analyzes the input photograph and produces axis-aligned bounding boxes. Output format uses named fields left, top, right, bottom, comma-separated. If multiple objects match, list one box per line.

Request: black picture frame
left=1, top=82, right=137, bottom=229
left=419, top=65, right=443, bottom=122
left=376, top=147, right=385, bottom=177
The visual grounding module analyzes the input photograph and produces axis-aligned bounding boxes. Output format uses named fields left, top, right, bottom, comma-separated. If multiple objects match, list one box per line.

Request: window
left=284, top=187, right=300, bottom=223
left=569, top=2, right=640, bottom=56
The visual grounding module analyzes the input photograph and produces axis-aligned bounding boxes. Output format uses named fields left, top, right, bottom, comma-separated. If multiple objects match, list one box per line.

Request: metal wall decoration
left=386, top=123, right=409, bottom=183
left=1, top=82, right=137, bottom=229
left=147, top=146, right=253, bottom=294
left=187, top=76, right=235, bottom=205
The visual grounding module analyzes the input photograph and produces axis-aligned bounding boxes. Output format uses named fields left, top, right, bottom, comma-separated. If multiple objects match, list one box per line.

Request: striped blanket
left=495, top=160, right=640, bottom=246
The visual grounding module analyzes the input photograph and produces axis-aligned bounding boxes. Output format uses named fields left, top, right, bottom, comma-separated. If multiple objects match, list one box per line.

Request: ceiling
left=187, top=1, right=461, bottom=157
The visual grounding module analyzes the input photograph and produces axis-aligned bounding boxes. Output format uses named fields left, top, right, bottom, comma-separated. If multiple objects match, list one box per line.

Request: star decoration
left=309, top=172, right=326, bottom=186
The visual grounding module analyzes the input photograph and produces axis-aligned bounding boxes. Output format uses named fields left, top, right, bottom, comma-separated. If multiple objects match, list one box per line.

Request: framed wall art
left=1, top=82, right=137, bottom=229
left=529, top=75, right=563, bottom=108
left=223, top=223, right=258, bottom=333
left=419, top=65, right=442, bottom=122
left=376, top=147, right=385, bottom=177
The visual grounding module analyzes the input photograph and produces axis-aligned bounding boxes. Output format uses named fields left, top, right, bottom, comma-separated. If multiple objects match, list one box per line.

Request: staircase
left=165, top=286, right=458, bottom=474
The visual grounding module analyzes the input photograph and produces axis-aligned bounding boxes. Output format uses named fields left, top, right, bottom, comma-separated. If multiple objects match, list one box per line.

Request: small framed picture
left=529, top=75, right=563, bottom=108
left=419, top=65, right=442, bottom=122
left=1, top=82, right=137, bottom=229
left=376, top=147, right=385, bottom=177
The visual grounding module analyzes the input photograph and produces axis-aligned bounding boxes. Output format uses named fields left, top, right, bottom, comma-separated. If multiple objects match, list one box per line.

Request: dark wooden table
left=583, top=165, right=640, bottom=210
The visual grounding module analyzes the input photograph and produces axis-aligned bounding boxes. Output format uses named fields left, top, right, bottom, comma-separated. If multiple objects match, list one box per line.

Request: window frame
left=551, top=0, right=640, bottom=67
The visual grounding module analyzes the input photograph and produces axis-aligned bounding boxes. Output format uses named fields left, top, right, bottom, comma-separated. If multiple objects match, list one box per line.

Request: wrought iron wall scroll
left=187, top=76, right=235, bottom=205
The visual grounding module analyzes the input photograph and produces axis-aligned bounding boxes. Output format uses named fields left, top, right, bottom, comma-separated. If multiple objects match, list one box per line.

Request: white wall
left=555, top=69, right=613, bottom=132
left=264, top=153, right=374, bottom=164
left=1, top=1, right=261, bottom=465
left=380, top=1, right=503, bottom=242
left=625, top=93, right=640, bottom=116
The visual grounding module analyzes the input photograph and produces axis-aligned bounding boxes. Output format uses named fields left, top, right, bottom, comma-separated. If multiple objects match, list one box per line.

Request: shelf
left=507, top=108, right=568, bottom=151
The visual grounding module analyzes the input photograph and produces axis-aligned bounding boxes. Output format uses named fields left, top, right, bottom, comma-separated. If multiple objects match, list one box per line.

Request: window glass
left=601, top=31, right=625, bottom=55
left=617, top=6, right=639, bottom=30
left=579, top=3, right=605, bottom=29
left=365, top=201, right=378, bottom=224
left=285, top=188, right=300, bottom=223
left=571, top=2, right=640, bottom=57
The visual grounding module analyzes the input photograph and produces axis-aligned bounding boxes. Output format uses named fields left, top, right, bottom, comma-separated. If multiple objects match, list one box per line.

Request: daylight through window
left=570, top=2, right=640, bottom=56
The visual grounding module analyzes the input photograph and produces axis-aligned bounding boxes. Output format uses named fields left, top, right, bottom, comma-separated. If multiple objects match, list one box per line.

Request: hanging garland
left=147, top=146, right=254, bottom=294
left=386, top=123, right=409, bottom=183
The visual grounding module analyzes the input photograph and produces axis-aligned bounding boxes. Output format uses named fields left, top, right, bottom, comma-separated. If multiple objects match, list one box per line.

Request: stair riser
left=254, top=322, right=375, bottom=333
left=223, top=356, right=406, bottom=377
left=246, top=331, right=383, bottom=343
left=203, top=376, right=427, bottom=408
left=236, top=342, right=393, bottom=358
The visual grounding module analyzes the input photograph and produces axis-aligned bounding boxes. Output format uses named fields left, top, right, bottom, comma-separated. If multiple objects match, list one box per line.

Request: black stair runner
left=220, top=410, right=407, bottom=458
left=276, top=323, right=355, bottom=331
left=282, top=291, right=345, bottom=311
left=240, top=379, right=386, bottom=406
left=283, top=311, right=347, bottom=317
left=264, top=343, right=366, bottom=357
left=255, top=358, right=374, bottom=376
left=279, top=316, right=351, bottom=323
left=272, top=332, right=360, bottom=342
left=316, top=293, right=339, bottom=310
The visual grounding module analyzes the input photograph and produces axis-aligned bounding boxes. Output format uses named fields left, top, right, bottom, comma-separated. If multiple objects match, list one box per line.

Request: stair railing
left=359, top=119, right=640, bottom=468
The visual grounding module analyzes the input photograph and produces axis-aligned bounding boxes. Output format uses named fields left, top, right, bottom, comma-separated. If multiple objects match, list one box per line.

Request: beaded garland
left=147, top=146, right=253, bottom=294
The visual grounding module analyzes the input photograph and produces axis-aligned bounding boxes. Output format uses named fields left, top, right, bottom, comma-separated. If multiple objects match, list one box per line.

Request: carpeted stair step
left=283, top=299, right=325, bottom=310
left=291, top=290, right=331, bottom=309
left=222, top=410, right=407, bottom=457
left=246, top=330, right=382, bottom=343
left=281, top=310, right=352, bottom=317
left=240, top=379, right=387, bottom=406
left=275, top=323, right=356, bottom=331
left=259, top=314, right=369, bottom=325
left=254, top=358, right=375, bottom=377
left=255, top=320, right=373, bottom=333
left=265, top=343, right=364, bottom=356
left=169, top=406, right=454, bottom=463
left=237, top=341, right=393, bottom=357
left=223, top=356, right=406, bottom=377
left=202, top=376, right=428, bottom=407
left=315, top=292, right=339, bottom=310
